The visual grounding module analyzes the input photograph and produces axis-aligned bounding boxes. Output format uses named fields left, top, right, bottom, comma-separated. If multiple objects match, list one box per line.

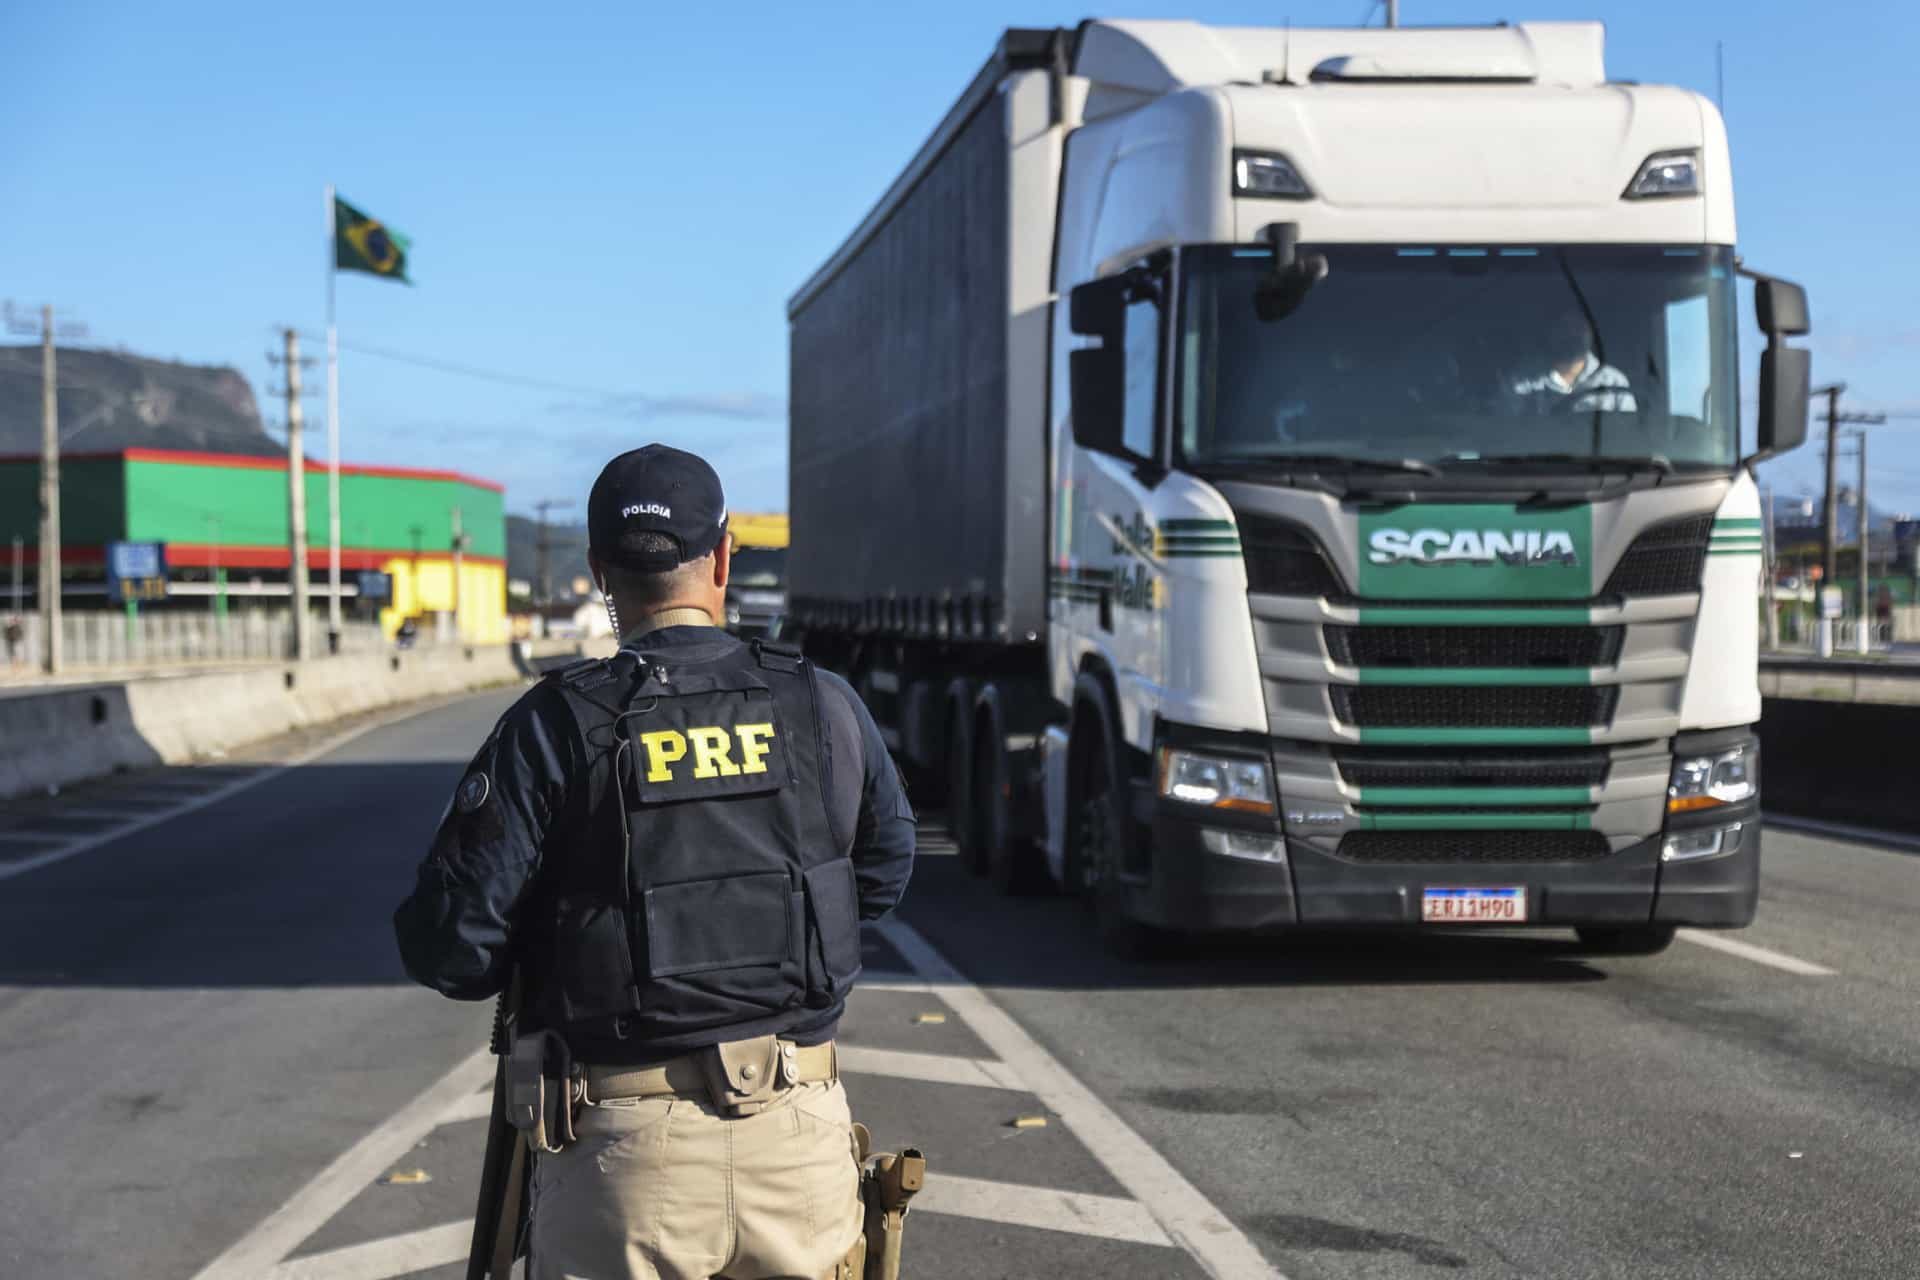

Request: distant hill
left=506, top=514, right=590, bottom=600
left=0, top=344, right=276, bottom=457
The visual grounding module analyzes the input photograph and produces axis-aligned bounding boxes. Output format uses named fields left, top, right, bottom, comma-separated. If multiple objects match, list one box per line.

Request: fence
left=1, top=611, right=390, bottom=673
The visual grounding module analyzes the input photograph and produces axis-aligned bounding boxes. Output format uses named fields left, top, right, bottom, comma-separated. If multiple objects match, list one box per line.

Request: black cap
left=587, top=444, right=729, bottom=573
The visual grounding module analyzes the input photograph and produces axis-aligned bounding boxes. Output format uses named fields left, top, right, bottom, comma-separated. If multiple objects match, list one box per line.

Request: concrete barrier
left=0, top=641, right=583, bottom=802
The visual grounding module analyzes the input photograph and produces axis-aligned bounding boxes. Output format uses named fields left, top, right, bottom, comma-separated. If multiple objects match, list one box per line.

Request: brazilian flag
left=333, top=195, right=412, bottom=283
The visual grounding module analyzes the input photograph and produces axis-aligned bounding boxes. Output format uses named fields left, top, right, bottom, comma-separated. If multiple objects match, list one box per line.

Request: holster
left=848, top=1121, right=925, bottom=1280
left=506, top=1029, right=577, bottom=1154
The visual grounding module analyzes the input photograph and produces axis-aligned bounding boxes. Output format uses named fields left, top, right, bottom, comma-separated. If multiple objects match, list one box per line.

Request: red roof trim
left=41, top=543, right=506, bottom=571
left=0, top=448, right=505, bottom=493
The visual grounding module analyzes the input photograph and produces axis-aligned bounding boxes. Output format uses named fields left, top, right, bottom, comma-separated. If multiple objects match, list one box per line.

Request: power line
left=294, top=331, right=630, bottom=399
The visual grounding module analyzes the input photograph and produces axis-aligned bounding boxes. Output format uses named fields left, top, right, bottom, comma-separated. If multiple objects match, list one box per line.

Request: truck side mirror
left=1069, top=277, right=1127, bottom=337
left=1751, top=276, right=1812, bottom=462
left=1755, top=278, right=1809, bottom=338
left=1069, top=346, right=1125, bottom=454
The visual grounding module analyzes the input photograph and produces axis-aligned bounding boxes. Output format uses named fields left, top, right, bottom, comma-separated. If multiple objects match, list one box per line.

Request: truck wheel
left=1574, top=925, right=1677, bottom=956
left=946, top=701, right=984, bottom=875
left=1068, top=676, right=1160, bottom=959
left=975, top=707, right=1043, bottom=896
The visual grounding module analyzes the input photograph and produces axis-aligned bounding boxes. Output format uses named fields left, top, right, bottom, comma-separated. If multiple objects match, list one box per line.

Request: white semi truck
left=786, top=20, right=1811, bottom=955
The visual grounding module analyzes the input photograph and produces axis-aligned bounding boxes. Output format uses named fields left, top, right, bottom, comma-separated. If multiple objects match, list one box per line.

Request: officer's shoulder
left=540, top=652, right=624, bottom=691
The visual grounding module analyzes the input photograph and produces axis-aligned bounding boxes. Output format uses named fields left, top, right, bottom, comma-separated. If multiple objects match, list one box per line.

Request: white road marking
left=851, top=966, right=930, bottom=991
left=876, top=919, right=1286, bottom=1280
left=0, top=701, right=460, bottom=884
left=189, top=1049, right=495, bottom=1280
left=260, top=1167, right=1170, bottom=1279
left=918, top=1171, right=1172, bottom=1247
left=264, top=1221, right=474, bottom=1280
left=437, top=1086, right=497, bottom=1126
left=1676, top=929, right=1837, bottom=977
left=838, top=1043, right=1027, bottom=1091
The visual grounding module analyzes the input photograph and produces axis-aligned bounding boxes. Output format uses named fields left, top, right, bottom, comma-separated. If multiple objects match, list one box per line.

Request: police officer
left=394, top=443, right=916, bottom=1280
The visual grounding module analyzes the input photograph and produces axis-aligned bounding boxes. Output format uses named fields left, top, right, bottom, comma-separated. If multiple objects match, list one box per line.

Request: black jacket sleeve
left=392, top=684, right=577, bottom=1000
left=815, top=670, right=916, bottom=920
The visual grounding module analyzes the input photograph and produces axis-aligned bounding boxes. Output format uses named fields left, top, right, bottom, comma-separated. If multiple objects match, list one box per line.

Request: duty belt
left=582, top=1038, right=837, bottom=1117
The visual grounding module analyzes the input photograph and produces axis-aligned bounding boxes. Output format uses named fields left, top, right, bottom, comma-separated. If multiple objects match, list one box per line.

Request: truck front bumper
left=1125, top=807, right=1758, bottom=933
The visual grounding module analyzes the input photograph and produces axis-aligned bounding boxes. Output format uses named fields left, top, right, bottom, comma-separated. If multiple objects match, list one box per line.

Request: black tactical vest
left=524, top=639, right=862, bottom=1054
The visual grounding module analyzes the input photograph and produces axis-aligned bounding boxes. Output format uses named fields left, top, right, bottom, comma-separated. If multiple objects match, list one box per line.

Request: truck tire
left=974, top=689, right=1044, bottom=896
left=1067, top=674, right=1160, bottom=959
left=945, top=688, right=984, bottom=874
left=1574, top=925, right=1677, bottom=956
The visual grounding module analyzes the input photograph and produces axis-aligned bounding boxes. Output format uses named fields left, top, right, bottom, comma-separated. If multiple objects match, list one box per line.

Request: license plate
left=1422, top=887, right=1527, bottom=923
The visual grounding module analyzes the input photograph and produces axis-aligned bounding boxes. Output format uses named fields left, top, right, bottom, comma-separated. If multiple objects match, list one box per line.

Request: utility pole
left=533, top=498, right=575, bottom=610
left=1818, top=383, right=1846, bottom=590
left=38, top=305, right=60, bottom=675
left=450, top=505, right=469, bottom=640
left=1385, top=0, right=1399, bottom=27
left=275, top=329, right=314, bottom=660
left=1814, top=383, right=1886, bottom=657
left=1858, top=431, right=1871, bottom=655
left=1763, top=487, right=1779, bottom=651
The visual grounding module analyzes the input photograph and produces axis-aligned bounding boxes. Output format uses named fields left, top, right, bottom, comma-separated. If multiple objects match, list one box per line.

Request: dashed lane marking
left=1676, top=928, right=1837, bottom=977
left=189, top=1049, right=494, bottom=1280
left=877, top=918, right=1286, bottom=1280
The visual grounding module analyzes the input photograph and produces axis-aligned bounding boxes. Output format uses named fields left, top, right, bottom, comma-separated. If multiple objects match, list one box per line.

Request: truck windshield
left=1176, top=244, right=1739, bottom=474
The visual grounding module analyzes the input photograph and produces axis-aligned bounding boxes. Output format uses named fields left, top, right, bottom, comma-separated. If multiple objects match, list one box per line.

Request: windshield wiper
left=1207, top=452, right=1442, bottom=477
left=1443, top=452, right=1673, bottom=476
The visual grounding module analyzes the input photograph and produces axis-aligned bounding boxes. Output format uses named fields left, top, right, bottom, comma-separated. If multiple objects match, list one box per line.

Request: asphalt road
left=0, top=686, right=1914, bottom=1279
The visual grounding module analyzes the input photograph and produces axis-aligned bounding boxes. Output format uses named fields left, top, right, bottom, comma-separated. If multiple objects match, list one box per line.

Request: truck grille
left=1240, top=514, right=1344, bottom=598
left=1336, top=830, right=1613, bottom=863
left=1325, top=625, right=1621, bottom=669
left=1331, top=685, right=1617, bottom=729
left=1336, top=750, right=1611, bottom=789
left=1604, top=514, right=1714, bottom=596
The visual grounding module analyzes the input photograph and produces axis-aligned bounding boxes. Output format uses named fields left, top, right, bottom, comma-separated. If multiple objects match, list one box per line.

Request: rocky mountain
left=0, top=344, right=277, bottom=457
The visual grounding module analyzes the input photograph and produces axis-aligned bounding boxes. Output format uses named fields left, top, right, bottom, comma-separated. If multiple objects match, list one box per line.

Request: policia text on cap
left=394, top=444, right=917, bottom=1280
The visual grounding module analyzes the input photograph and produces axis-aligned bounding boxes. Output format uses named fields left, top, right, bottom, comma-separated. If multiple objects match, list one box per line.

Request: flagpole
left=324, top=183, right=344, bottom=651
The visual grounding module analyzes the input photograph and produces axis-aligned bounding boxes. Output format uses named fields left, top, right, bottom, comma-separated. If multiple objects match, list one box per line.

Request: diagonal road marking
left=265, top=1221, right=477, bottom=1280
left=1676, top=928, right=1836, bottom=976
left=260, top=1169, right=1173, bottom=1280
left=0, top=701, right=460, bottom=884
left=189, top=1049, right=494, bottom=1280
left=918, top=1172, right=1171, bottom=1246
left=877, top=918, right=1286, bottom=1279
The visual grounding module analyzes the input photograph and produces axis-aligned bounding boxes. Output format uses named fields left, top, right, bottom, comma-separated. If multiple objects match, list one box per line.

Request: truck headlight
left=1663, top=821, right=1742, bottom=862
left=1157, top=747, right=1275, bottom=815
left=1668, top=744, right=1754, bottom=813
left=1623, top=148, right=1701, bottom=199
left=1232, top=149, right=1313, bottom=200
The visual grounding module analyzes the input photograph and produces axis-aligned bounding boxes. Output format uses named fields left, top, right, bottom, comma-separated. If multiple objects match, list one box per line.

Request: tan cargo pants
left=529, top=1079, right=863, bottom=1280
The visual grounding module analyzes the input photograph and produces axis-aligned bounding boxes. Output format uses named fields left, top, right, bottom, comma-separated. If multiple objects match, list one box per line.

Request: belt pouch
left=699, top=1034, right=782, bottom=1116
left=507, top=1031, right=576, bottom=1153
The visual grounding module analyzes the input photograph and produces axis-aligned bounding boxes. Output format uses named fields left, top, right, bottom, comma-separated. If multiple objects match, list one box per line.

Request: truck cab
left=1044, top=20, right=1807, bottom=952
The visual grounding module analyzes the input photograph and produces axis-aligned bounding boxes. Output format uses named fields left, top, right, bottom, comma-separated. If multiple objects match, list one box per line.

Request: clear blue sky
left=2, top=0, right=1915, bottom=522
